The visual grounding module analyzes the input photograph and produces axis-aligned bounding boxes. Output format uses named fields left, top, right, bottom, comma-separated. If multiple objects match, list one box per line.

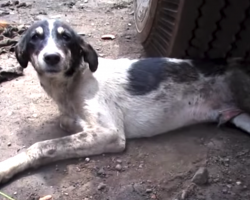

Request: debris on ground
left=101, top=34, right=115, bottom=40
left=181, top=189, right=188, bottom=199
left=191, top=167, right=209, bottom=185
left=97, top=182, right=106, bottom=190
left=39, top=195, right=52, bottom=200
left=0, top=21, right=28, bottom=83
left=115, top=163, right=122, bottom=171
left=85, top=157, right=90, bottom=162
left=1, top=1, right=30, bottom=8
left=0, top=65, right=23, bottom=83
left=0, top=21, right=28, bottom=51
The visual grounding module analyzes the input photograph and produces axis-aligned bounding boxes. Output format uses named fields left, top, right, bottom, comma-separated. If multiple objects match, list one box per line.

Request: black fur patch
left=126, top=58, right=198, bottom=95
left=25, top=20, right=50, bottom=55
left=127, top=57, right=229, bottom=96
left=52, top=21, right=84, bottom=77
left=15, top=20, right=50, bottom=68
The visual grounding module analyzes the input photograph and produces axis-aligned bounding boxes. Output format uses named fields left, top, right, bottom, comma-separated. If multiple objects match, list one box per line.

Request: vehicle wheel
left=134, top=0, right=250, bottom=59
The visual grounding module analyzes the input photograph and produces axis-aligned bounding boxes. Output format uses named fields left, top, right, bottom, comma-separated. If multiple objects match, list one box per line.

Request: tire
left=134, top=0, right=250, bottom=60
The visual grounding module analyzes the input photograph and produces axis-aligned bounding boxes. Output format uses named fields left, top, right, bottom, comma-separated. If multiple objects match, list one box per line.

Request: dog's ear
left=15, top=35, right=29, bottom=68
left=78, top=37, right=98, bottom=72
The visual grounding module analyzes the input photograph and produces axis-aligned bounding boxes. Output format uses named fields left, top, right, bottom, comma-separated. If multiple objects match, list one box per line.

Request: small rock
left=84, top=0, right=88, bottom=3
left=146, top=188, right=152, bottom=193
left=0, top=10, right=10, bottom=16
left=101, top=34, right=115, bottom=40
left=50, top=15, right=62, bottom=19
left=97, top=182, right=106, bottom=190
left=128, top=23, right=132, bottom=26
left=7, top=142, right=11, bottom=146
left=123, top=165, right=128, bottom=170
left=125, top=35, right=131, bottom=39
left=133, top=183, right=145, bottom=195
left=1, top=1, right=11, bottom=7
left=222, top=188, right=228, bottom=194
left=16, top=2, right=27, bottom=8
left=236, top=181, right=242, bottom=185
left=212, top=178, right=219, bottom=183
left=78, top=32, right=85, bottom=36
left=228, top=179, right=232, bottom=183
left=115, top=164, right=122, bottom=171
left=76, top=167, right=81, bottom=172
left=116, top=159, right=122, bottom=163
left=139, top=164, right=143, bottom=168
left=181, top=189, right=188, bottom=199
left=39, top=195, right=52, bottom=200
left=17, top=25, right=27, bottom=34
left=64, top=193, right=69, bottom=196
left=14, top=192, right=17, bottom=195
left=97, top=167, right=105, bottom=175
left=39, top=10, right=47, bottom=15
left=85, top=157, right=90, bottom=162
left=191, top=167, right=209, bottom=185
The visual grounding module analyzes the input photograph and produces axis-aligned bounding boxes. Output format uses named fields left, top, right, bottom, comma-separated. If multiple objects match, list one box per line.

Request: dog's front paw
left=0, top=160, right=15, bottom=184
left=0, top=152, right=29, bottom=184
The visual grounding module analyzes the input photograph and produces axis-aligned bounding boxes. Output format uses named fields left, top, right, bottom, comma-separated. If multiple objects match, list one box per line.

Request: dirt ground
left=1, top=0, right=250, bottom=200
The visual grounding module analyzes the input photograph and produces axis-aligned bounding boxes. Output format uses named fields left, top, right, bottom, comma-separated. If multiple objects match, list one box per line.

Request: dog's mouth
left=45, top=67, right=61, bottom=73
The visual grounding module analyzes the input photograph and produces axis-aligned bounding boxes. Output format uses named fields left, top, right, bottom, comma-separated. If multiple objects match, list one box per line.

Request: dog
left=0, top=19, right=250, bottom=184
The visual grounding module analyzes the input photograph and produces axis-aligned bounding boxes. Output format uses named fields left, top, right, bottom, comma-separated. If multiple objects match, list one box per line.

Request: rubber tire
left=134, top=0, right=250, bottom=59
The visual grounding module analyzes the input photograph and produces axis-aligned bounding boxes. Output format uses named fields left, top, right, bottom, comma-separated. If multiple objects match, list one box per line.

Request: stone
left=191, top=167, right=209, bottom=185
left=97, top=182, right=106, bottom=190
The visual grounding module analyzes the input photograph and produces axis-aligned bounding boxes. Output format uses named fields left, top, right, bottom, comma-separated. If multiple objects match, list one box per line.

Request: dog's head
left=15, top=19, right=98, bottom=77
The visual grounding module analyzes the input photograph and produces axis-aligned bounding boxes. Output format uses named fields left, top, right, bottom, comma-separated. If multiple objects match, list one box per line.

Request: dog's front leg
left=0, top=128, right=125, bottom=184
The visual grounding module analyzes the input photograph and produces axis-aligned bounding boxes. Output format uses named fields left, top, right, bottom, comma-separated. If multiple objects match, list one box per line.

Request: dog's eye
left=62, top=33, right=70, bottom=41
left=31, top=33, right=40, bottom=40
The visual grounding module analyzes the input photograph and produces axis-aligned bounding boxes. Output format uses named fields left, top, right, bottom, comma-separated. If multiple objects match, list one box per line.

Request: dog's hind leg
left=0, top=127, right=125, bottom=184
left=230, top=113, right=250, bottom=135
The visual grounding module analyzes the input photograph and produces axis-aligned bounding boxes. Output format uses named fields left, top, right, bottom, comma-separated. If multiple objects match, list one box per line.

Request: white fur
left=37, top=20, right=65, bottom=72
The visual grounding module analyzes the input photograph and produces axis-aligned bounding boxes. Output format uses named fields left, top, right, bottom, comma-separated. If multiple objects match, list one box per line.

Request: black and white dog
left=0, top=19, right=250, bottom=184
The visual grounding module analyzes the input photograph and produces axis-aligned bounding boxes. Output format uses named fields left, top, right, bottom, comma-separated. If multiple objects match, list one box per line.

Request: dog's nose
left=44, top=53, right=61, bottom=65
